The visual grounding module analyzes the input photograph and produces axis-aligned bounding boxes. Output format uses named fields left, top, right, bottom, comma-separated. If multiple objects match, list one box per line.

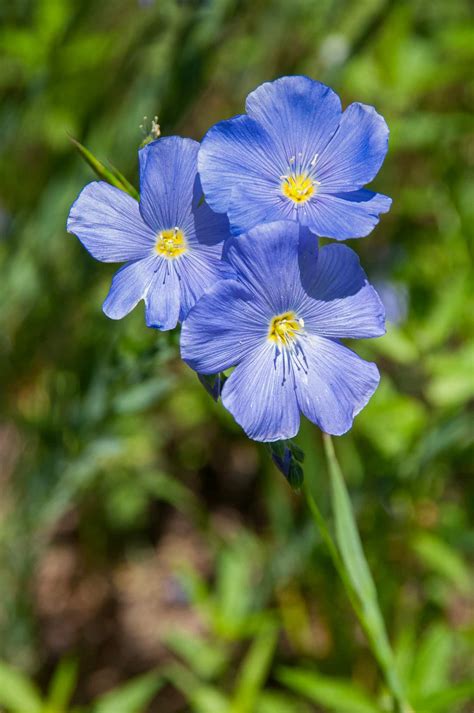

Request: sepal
left=266, top=439, right=305, bottom=490
left=197, top=372, right=227, bottom=402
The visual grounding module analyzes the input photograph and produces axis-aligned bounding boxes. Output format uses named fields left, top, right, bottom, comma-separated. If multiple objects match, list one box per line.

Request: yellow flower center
left=281, top=173, right=316, bottom=204
left=155, top=228, right=187, bottom=259
left=268, top=311, right=303, bottom=348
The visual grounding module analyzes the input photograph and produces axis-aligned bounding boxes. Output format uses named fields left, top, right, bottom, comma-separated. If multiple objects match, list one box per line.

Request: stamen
left=155, top=228, right=187, bottom=259
left=268, top=311, right=303, bottom=348
left=281, top=173, right=316, bottom=204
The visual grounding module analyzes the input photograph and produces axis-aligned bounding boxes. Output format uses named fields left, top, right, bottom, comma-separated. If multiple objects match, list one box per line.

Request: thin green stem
left=303, top=433, right=413, bottom=713
left=303, top=481, right=365, bottom=621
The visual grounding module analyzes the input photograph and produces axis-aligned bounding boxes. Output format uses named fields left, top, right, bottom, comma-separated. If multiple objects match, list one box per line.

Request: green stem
left=303, top=433, right=413, bottom=713
left=303, top=482, right=363, bottom=618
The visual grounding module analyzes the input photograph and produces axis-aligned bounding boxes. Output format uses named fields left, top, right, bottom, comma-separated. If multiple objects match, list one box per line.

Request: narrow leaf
left=162, top=663, right=230, bottom=713
left=93, top=671, right=162, bottom=713
left=258, top=689, right=312, bottom=713
left=69, top=137, right=138, bottom=199
left=0, top=661, right=42, bottom=713
left=322, top=434, right=409, bottom=711
left=45, top=658, right=78, bottom=711
left=412, top=532, right=471, bottom=593
left=409, top=623, right=453, bottom=699
left=278, top=666, right=384, bottom=713
left=165, top=631, right=228, bottom=680
left=231, top=623, right=278, bottom=713
left=106, top=162, right=140, bottom=200
left=191, top=686, right=230, bottom=713
left=416, top=680, right=474, bottom=713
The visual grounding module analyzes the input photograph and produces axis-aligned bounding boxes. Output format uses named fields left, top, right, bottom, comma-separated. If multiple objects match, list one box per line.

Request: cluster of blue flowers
left=68, top=76, right=390, bottom=443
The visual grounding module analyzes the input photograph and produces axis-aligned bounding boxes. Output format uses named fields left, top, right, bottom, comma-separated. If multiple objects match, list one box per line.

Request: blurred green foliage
left=0, top=0, right=472, bottom=711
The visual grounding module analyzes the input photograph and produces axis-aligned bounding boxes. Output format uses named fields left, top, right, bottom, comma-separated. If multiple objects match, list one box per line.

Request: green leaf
left=416, top=681, right=474, bottom=713
left=162, top=663, right=229, bottom=713
left=356, top=379, right=426, bottom=458
left=165, top=631, right=228, bottom=680
left=322, top=434, right=409, bottom=711
left=412, top=532, right=472, bottom=593
left=69, top=137, right=139, bottom=199
left=44, top=658, right=78, bottom=712
left=258, top=690, right=312, bottom=713
left=393, top=625, right=416, bottom=690
left=106, top=162, right=140, bottom=201
left=230, top=623, right=278, bottom=713
left=373, top=324, right=419, bottom=364
left=409, top=624, right=453, bottom=700
left=112, top=377, right=174, bottom=414
left=92, top=672, right=162, bottom=713
left=277, top=667, right=384, bottom=713
left=215, top=536, right=259, bottom=633
left=0, top=661, right=42, bottom=713
left=190, top=686, right=230, bottom=713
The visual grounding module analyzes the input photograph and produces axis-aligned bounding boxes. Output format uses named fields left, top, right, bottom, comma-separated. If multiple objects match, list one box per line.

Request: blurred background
left=0, top=0, right=473, bottom=711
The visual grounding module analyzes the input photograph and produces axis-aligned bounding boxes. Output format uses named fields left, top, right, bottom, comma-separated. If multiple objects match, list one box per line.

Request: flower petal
left=144, top=260, right=181, bottom=330
left=303, top=189, right=392, bottom=240
left=171, top=193, right=232, bottom=319
left=180, top=280, right=266, bottom=374
left=224, top=221, right=318, bottom=314
left=103, top=255, right=156, bottom=319
left=316, top=103, right=389, bottom=192
left=245, top=75, right=342, bottom=166
left=300, top=243, right=385, bottom=338
left=222, top=343, right=300, bottom=442
left=296, top=336, right=380, bottom=436
left=67, top=182, right=154, bottom=262
left=227, top=180, right=296, bottom=237
left=198, top=114, right=280, bottom=215
left=138, top=137, right=199, bottom=232
left=177, top=250, right=233, bottom=321
left=189, top=196, right=231, bottom=247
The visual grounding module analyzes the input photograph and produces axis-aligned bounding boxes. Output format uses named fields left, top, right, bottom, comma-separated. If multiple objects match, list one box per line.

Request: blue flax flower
left=181, top=221, right=385, bottom=441
left=198, top=75, right=391, bottom=239
left=67, top=137, right=230, bottom=330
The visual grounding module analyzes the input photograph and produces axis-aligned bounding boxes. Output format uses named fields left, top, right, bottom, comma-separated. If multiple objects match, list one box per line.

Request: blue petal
left=198, top=114, right=281, bottom=215
left=303, top=189, right=392, bottom=240
left=67, top=182, right=154, bottom=262
left=221, top=343, right=300, bottom=442
left=300, top=244, right=386, bottom=338
left=144, top=260, right=181, bottom=330
left=174, top=193, right=231, bottom=319
left=103, top=255, right=156, bottom=319
left=199, top=77, right=343, bottom=235
left=178, top=251, right=234, bottom=321
left=226, top=180, right=296, bottom=237
left=138, top=137, right=199, bottom=232
left=316, top=103, right=389, bottom=193
left=295, top=336, right=380, bottom=436
left=245, top=75, right=342, bottom=165
left=180, top=280, right=266, bottom=374
left=189, top=193, right=231, bottom=247
left=224, top=221, right=318, bottom=314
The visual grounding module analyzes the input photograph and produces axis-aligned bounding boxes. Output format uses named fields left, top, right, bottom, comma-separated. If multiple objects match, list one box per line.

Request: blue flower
left=67, top=137, right=231, bottom=330
left=181, top=221, right=385, bottom=441
left=198, top=75, right=391, bottom=240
